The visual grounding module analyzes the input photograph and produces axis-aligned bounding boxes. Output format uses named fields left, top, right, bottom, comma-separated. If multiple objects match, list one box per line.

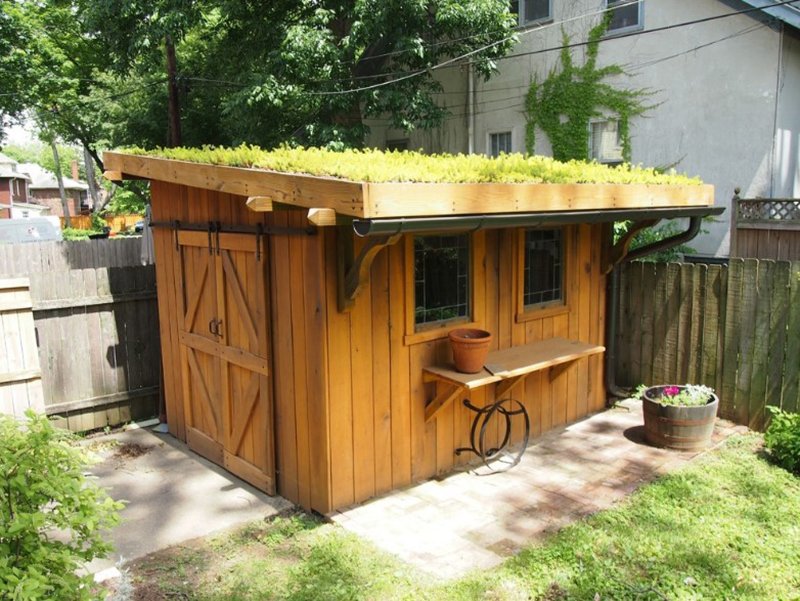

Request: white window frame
left=589, top=119, right=624, bottom=165
left=386, top=138, right=409, bottom=151
left=488, top=130, right=514, bottom=158
left=606, top=0, right=644, bottom=34
left=512, top=0, right=553, bottom=27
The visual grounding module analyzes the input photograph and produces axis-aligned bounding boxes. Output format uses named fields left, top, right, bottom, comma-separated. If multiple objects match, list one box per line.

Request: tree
left=76, top=0, right=516, bottom=149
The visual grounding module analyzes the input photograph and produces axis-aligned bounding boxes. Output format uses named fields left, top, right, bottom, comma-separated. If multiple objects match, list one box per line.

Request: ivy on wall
left=524, top=14, right=653, bottom=162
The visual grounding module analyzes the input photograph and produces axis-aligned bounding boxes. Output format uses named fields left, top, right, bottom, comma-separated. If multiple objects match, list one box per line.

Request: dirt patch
left=113, top=442, right=152, bottom=460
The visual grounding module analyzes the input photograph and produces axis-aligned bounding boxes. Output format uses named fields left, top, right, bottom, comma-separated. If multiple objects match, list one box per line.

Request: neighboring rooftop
left=738, top=0, right=800, bottom=30
left=19, top=162, right=89, bottom=191
left=0, top=152, right=31, bottom=180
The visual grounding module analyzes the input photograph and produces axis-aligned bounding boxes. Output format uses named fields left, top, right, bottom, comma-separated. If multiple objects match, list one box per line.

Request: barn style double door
left=175, top=230, right=275, bottom=494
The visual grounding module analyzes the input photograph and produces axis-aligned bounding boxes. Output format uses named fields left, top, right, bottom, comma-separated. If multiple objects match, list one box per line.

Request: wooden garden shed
left=103, top=148, right=720, bottom=514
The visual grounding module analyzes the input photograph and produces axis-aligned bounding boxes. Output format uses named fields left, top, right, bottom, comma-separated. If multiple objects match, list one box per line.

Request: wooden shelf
left=423, top=337, right=604, bottom=422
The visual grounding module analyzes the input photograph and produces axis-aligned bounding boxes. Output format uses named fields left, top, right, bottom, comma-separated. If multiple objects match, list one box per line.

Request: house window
left=414, top=234, right=470, bottom=326
left=511, top=0, right=552, bottom=25
left=607, top=0, right=643, bottom=32
left=590, top=120, right=624, bottom=165
left=523, top=229, right=563, bottom=308
left=489, top=131, right=513, bottom=157
left=386, top=138, right=409, bottom=151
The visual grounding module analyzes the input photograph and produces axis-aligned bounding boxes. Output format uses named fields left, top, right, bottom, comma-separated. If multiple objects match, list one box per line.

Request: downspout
left=467, top=63, right=475, bottom=154
left=605, top=216, right=704, bottom=402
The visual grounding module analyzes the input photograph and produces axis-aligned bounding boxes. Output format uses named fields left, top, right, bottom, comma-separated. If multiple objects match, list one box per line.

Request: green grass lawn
left=120, top=435, right=800, bottom=600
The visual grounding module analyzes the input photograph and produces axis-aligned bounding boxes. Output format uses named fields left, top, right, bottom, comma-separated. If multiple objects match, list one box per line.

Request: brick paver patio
left=330, top=399, right=748, bottom=580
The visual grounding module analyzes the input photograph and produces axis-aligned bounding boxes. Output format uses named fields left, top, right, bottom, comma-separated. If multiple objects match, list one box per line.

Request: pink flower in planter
left=663, top=385, right=681, bottom=397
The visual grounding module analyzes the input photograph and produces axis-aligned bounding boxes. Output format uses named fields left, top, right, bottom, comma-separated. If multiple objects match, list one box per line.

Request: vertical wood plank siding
left=615, top=259, right=800, bottom=431
left=151, top=182, right=334, bottom=511
left=150, top=184, right=609, bottom=513
left=324, top=223, right=608, bottom=511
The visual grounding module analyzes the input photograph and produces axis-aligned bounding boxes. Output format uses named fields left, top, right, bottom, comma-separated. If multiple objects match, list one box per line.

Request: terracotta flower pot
left=448, top=328, right=492, bottom=374
left=641, top=385, right=719, bottom=451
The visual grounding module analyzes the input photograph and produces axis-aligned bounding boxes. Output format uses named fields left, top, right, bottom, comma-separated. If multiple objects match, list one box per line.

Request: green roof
left=124, top=145, right=702, bottom=186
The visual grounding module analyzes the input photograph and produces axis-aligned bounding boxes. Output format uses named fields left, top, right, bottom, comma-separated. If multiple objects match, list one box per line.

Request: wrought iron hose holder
left=455, top=397, right=530, bottom=472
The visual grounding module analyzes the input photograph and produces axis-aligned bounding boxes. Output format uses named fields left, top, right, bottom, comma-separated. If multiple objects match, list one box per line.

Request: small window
left=489, top=131, right=513, bottom=157
left=21, top=210, right=29, bottom=219
left=523, top=229, right=563, bottom=308
left=590, top=120, right=624, bottom=165
left=511, top=0, right=551, bottom=24
left=386, top=139, right=409, bottom=151
left=414, top=234, right=470, bottom=327
left=607, top=0, right=642, bottom=32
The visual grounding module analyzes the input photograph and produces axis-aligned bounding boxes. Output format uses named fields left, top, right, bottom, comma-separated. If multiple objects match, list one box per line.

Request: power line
left=362, top=19, right=770, bottom=126
left=305, top=0, right=800, bottom=96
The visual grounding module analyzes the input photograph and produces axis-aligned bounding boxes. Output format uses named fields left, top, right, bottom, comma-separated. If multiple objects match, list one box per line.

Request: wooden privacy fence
left=731, top=196, right=800, bottom=260
left=0, top=238, right=161, bottom=431
left=615, top=259, right=800, bottom=430
left=59, top=213, right=143, bottom=233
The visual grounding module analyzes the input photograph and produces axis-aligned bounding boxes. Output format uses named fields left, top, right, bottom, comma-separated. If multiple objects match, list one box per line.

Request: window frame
left=515, top=226, right=571, bottom=323
left=386, top=138, right=409, bottom=151
left=488, top=130, right=514, bottom=158
left=404, top=231, right=486, bottom=345
left=589, top=119, right=625, bottom=166
left=512, top=0, right=553, bottom=27
left=605, top=0, right=644, bottom=35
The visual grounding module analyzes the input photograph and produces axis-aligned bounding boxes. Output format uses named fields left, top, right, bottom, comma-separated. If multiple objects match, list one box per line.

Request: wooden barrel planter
left=642, top=385, right=719, bottom=451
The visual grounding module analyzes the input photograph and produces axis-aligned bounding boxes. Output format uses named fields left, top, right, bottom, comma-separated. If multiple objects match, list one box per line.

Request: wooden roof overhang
left=103, top=151, right=715, bottom=220
left=104, top=151, right=721, bottom=310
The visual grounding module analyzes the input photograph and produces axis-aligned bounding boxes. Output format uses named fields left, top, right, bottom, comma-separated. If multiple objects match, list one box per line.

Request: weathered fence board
left=0, top=238, right=159, bottom=431
left=0, top=278, right=45, bottom=417
left=616, top=258, right=800, bottom=430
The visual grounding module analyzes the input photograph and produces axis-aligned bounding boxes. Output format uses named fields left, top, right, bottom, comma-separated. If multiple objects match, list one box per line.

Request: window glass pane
left=386, top=139, right=408, bottom=151
left=489, top=132, right=512, bottom=157
left=608, top=0, right=641, bottom=30
left=524, top=0, right=550, bottom=22
left=414, top=234, right=470, bottom=326
left=523, top=229, right=563, bottom=307
left=590, top=120, right=623, bottom=163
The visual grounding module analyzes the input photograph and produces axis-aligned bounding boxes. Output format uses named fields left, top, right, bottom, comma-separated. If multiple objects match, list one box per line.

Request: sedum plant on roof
left=124, top=145, right=702, bottom=186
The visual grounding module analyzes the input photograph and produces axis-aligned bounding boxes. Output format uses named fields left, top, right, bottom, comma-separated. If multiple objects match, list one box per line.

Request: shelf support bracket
left=337, top=227, right=401, bottom=312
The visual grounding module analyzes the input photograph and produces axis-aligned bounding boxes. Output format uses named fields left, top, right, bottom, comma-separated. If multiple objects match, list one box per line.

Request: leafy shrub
left=61, top=228, right=92, bottom=241
left=764, top=406, right=800, bottom=475
left=0, top=411, right=122, bottom=600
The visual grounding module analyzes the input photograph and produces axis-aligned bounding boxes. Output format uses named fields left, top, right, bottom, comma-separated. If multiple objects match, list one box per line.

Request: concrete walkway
left=330, top=399, right=748, bottom=580
left=85, top=426, right=291, bottom=576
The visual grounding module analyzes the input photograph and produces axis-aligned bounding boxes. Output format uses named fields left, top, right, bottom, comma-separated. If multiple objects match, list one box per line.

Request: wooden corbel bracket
left=337, top=226, right=401, bottom=312
left=603, top=218, right=659, bottom=274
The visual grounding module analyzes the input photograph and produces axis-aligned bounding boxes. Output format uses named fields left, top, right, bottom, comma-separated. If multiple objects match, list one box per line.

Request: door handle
left=208, top=318, right=223, bottom=337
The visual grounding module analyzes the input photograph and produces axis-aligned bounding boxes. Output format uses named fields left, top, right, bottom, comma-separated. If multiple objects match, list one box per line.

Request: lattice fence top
left=737, top=198, right=800, bottom=223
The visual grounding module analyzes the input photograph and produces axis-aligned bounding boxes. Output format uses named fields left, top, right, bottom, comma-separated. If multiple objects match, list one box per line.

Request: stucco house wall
left=367, top=0, right=800, bottom=257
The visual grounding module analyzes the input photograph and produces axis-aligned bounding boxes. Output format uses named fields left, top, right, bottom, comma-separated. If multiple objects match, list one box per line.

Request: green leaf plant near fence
left=615, top=259, right=800, bottom=430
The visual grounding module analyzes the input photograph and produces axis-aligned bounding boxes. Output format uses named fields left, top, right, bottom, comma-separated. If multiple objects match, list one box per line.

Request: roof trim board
left=736, top=0, right=800, bottom=29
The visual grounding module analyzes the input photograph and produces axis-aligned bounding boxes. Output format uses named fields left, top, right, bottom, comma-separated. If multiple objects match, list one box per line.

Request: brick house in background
left=19, top=162, right=90, bottom=218
left=0, top=152, right=35, bottom=218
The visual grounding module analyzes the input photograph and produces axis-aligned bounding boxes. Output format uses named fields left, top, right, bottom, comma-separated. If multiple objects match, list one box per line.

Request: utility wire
left=305, top=0, right=800, bottom=96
